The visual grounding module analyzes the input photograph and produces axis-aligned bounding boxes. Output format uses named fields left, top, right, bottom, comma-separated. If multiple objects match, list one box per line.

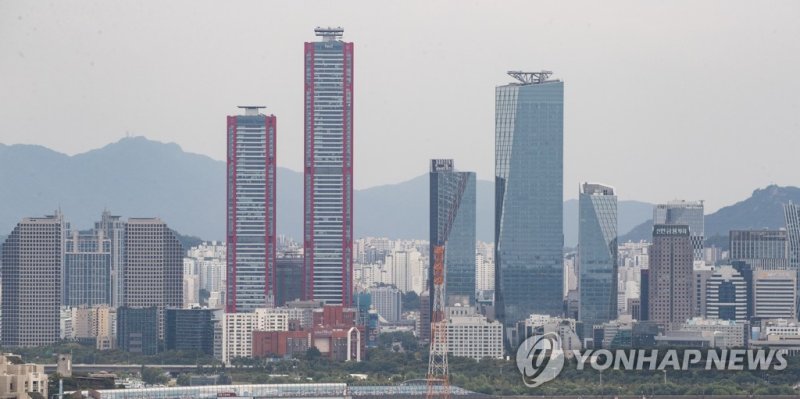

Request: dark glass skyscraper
left=429, top=159, right=476, bottom=307
left=578, top=183, right=618, bottom=338
left=495, top=71, right=564, bottom=333
left=304, top=27, right=354, bottom=306
left=226, top=106, right=277, bottom=312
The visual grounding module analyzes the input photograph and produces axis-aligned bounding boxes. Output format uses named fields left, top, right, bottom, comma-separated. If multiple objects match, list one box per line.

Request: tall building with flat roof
left=304, top=27, right=354, bottom=306
left=123, top=218, right=183, bottom=338
left=429, top=159, right=477, bottom=307
left=1, top=213, right=64, bottom=347
left=495, top=71, right=564, bottom=334
left=653, top=200, right=704, bottom=261
left=753, top=269, right=796, bottom=319
left=226, top=106, right=278, bottom=312
left=94, top=210, right=126, bottom=308
left=64, top=229, right=112, bottom=307
left=729, top=230, right=788, bottom=270
left=648, top=225, right=694, bottom=331
left=705, top=265, right=748, bottom=321
left=578, top=183, right=618, bottom=338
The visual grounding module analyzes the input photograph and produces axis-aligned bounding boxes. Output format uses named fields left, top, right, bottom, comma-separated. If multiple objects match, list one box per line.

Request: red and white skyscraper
left=226, top=106, right=277, bottom=312
left=304, top=27, right=354, bottom=306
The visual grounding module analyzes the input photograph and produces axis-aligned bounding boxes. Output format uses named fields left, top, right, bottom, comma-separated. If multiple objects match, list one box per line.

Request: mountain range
left=620, top=185, right=800, bottom=247
left=1, top=137, right=797, bottom=247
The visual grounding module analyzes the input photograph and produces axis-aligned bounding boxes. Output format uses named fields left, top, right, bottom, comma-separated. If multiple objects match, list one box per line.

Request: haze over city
left=2, top=0, right=799, bottom=211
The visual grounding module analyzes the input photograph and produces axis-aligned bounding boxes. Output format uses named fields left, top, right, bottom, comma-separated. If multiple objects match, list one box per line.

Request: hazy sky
left=2, top=0, right=799, bottom=212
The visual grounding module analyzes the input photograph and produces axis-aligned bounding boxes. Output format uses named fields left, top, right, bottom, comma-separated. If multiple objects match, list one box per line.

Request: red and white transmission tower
left=426, top=245, right=450, bottom=399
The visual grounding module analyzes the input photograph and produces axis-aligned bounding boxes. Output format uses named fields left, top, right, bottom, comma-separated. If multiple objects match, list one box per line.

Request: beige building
left=72, top=305, right=117, bottom=350
left=220, top=309, right=289, bottom=364
left=0, top=354, right=48, bottom=399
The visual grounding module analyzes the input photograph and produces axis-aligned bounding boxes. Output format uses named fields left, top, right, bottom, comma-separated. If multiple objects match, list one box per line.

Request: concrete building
left=475, top=253, right=495, bottom=292
left=369, top=286, right=402, bottom=322
left=0, top=354, right=48, bottom=399
left=304, top=27, right=355, bottom=306
left=220, top=309, right=289, bottom=364
left=496, top=71, right=564, bottom=333
left=653, top=200, right=705, bottom=261
left=577, top=183, right=618, bottom=338
left=753, top=269, right=797, bottom=319
left=251, top=331, right=310, bottom=358
left=72, top=305, right=116, bottom=350
left=705, top=265, right=748, bottom=321
left=679, top=317, right=748, bottom=348
left=227, top=107, right=278, bottom=312
left=123, top=218, right=184, bottom=338
left=446, top=307, right=503, bottom=360
left=649, top=225, right=694, bottom=331
left=1, top=213, right=64, bottom=347
left=729, top=230, right=789, bottom=271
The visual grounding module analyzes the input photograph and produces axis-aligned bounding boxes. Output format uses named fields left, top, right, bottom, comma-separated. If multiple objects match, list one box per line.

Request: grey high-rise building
left=578, top=183, right=618, bottom=338
left=705, top=265, right=747, bottom=321
left=369, top=286, right=402, bottom=322
left=1, top=212, right=65, bottom=347
left=304, top=27, right=354, bottom=306
left=648, top=225, right=694, bottom=331
left=653, top=200, right=704, bottom=261
left=729, top=230, right=789, bottom=270
left=429, top=159, right=477, bottom=307
left=784, top=202, right=800, bottom=270
left=123, top=218, right=183, bottom=338
left=94, top=210, right=126, bottom=308
left=495, top=71, right=564, bottom=333
left=226, top=106, right=277, bottom=312
left=64, top=229, right=112, bottom=307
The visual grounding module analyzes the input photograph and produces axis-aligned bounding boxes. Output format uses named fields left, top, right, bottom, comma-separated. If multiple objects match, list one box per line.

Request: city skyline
left=2, top=1, right=799, bottom=211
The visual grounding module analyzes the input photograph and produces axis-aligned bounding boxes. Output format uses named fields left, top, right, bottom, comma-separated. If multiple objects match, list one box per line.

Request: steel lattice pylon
left=426, top=245, right=450, bottom=399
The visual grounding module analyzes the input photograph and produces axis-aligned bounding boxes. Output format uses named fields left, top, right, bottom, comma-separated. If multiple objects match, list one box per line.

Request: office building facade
left=648, top=225, right=694, bottom=331
left=577, top=183, right=618, bottom=338
left=705, top=265, right=748, bottom=321
left=653, top=200, right=704, bottom=261
left=729, top=230, right=788, bottom=270
left=784, top=202, right=800, bottom=270
left=165, top=308, right=217, bottom=355
left=1, top=213, right=65, bottom=347
left=304, top=27, right=354, bottom=306
left=495, top=71, right=564, bottom=333
left=227, top=107, right=277, bottom=312
left=117, top=306, right=159, bottom=355
left=429, top=159, right=477, bottom=307
left=94, top=211, right=126, bottom=308
left=64, top=229, right=112, bottom=307
left=123, top=218, right=183, bottom=337
left=753, top=269, right=796, bottom=319
left=369, top=286, right=402, bottom=322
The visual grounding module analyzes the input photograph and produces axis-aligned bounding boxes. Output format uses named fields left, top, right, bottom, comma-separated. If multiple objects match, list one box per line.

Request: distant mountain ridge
left=620, top=185, right=800, bottom=244
left=0, top=137, right=699, bottom=245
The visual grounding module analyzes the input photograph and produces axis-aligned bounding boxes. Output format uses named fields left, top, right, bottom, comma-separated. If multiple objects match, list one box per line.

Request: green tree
left=141, top=366, right=168, bottom=385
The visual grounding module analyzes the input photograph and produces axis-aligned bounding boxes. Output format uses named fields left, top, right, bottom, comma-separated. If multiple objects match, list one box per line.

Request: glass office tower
left=304, top=27, right=354, bottom=305
left=429, top=159, right=477, bottom=307
left=226, top=107, right=278, bottom=312
left=495, top=71, right=564, bottom=338
left=578, top=183, right=618, bottom=339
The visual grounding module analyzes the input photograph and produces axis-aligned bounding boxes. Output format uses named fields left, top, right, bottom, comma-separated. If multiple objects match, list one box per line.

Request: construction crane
left=426, top=245, right=450, bottom=399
